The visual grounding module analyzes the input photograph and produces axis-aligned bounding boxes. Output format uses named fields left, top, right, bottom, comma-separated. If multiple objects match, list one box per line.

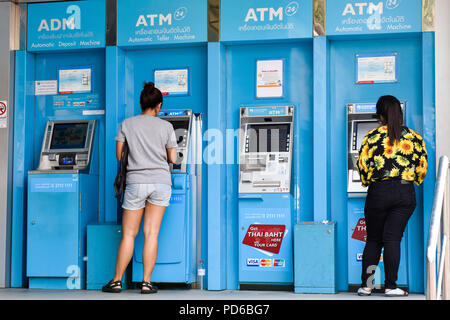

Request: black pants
left=361, top=180, right=416, bottom=290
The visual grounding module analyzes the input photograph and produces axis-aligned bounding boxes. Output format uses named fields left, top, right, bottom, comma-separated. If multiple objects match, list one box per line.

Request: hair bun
left=144, top=82, right=155, bottom=91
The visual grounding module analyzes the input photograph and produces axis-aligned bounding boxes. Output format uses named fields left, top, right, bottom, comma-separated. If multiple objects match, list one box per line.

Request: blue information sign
left=247, top=106, right=289, bottom=117
left=221, top=0, right=313, bottom=42
left=327, top=0, right=422, bottom=36
left=27, top=0, right=106, bottom=51
left=117, top=0, right=207, bottom=47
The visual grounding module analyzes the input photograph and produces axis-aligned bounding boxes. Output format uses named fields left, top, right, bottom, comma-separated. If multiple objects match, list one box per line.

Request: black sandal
left=102, top=280, right=122, bottom=293
left=140, top=281, right=158, bottom=294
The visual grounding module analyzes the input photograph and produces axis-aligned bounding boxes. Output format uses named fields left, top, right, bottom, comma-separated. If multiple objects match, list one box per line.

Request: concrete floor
left=0, top=288, right=425, bottom=300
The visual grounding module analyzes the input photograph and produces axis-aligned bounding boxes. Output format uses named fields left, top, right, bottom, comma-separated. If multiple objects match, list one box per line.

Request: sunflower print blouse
left=356, top=125, right=428, bottom=187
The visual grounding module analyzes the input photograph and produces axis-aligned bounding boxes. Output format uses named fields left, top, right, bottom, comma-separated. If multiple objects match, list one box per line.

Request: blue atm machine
left=238, top=106, right=295, bottom=286
left=27, top=120, right=98, bottom=289
left=346, top=102, right=408, bottom=290
left=132, top=109, right=202, bottom=284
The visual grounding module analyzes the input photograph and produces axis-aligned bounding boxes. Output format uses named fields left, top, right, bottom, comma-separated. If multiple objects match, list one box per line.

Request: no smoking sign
left=0, top=101, right=8, bottom=129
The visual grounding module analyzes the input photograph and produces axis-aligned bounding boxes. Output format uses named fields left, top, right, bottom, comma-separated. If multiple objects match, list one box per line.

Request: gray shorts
left=122, top=183, right=172, bottom=210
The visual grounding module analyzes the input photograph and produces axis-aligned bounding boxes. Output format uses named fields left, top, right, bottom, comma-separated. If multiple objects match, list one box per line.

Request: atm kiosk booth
left=26, top=120, right=98, bottom=289
left=346, top=102, right=408, bottom=290
left=132, top=109, right=202, bottom=284
left=238, top=106, right=295, bottom=285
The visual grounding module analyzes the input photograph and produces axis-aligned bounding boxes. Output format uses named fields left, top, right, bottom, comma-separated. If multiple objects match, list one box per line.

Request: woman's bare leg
left=142, top=202, right=166, bottom=287
left=112, top=208, right=144, bottom=287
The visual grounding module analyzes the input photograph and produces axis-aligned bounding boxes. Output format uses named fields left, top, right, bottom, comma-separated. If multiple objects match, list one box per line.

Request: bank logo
left=285, top=1, right=300, bottom=17
left=174, top=7, right=188, bottom=21
left=386, top=0, right=401, bottom=10
left=38, top=4, right=81, bottom=32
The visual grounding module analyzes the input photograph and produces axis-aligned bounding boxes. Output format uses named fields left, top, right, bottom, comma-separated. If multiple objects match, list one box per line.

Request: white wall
left=436, top=0, right=450, bottom=162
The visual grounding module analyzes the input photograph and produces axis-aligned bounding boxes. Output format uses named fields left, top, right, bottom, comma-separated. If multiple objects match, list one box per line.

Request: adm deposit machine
left=238, top=106, right=295, bottom=286
left=347, top=102, right=408, bottom=290
left=132, top=109, right=202, bottom=284
left=27, top=120, right=98, bottom=289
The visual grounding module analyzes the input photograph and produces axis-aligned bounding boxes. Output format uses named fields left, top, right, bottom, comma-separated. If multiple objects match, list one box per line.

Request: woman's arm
left=167, top=147, right=177, bottom=164
left=116, top=141, right=124, bottom=161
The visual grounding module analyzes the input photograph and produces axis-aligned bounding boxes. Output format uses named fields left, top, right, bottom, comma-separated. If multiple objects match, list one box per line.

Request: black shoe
left=102, top=280, right=122, bottom=293
left=140, top=281, right=158, bottom=294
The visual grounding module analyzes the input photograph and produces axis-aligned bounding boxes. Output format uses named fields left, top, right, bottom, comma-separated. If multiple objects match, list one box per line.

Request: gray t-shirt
left=115, top=115, right=178, bottom=186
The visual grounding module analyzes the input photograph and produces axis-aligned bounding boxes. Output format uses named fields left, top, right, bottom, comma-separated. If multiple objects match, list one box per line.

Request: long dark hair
left=376, top=95, right=403, bottom=146
left=140, top=82, right=163, bottom=112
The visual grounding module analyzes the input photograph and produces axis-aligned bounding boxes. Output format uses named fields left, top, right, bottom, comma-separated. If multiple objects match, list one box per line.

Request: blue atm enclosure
left=132, top=109, right=202, bottom=284
left=347, top=103, right=408, bottom=290
left=238, top=106, right=295, bottom=285
left=27, top=120, right=98, bottom=289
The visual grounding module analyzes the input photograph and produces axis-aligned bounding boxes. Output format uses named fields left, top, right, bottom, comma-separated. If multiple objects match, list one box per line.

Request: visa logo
left=38, top=5, right=81, bottom=32
left=247, top=258, right=260, bottom=267
left=342, top=2, right=384, bottom=16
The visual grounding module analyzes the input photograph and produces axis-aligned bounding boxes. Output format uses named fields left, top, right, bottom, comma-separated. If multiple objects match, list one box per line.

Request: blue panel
left=27, top=0, right=105, bottom=51
left=313, top=36, right=330, bottom=222
left=132, top=174, right=190, bottom=283
left=420, top=32, right=436, bottom=293
left=105, top=46, right=126, bottom=223
left=26, top=173, right=98, bottom=289
left=206, top=43, right=228, bottom=290
left=239, top=194, right=294, bottom=284
left=27, top=173, right=79, bottom=277
left=294, top=222, right=337, bottom=293
left=225, top=41, right=313, bottom=288
left=11, top=51, right=36, bottom=287
left=347, top=197, right=408, bottom=287
left=122, top=44, right=206, bottom=285
left=117, top=0, right=207, bottom=47
left=86, top=224, right=127, bottom=289
left=125, top=46, right=207, bottom=116
left=327, top=0, right=422, bottom=36
left=221, top=0, right=313, bottom=41
left=328, top=35, right=423, bottom=291
left=33, top=49, right=105, bottom=185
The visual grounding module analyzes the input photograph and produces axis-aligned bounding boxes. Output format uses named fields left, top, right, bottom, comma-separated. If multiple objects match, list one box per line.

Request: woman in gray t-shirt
left=103, top=82, right=177, bottom=294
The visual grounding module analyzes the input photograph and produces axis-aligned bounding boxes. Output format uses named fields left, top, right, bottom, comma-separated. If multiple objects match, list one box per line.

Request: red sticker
left=0, top=102, right=6, bottom=116
left=242, top=224, right=286, bottom=254
left=352, top=218, right=367, bottom=242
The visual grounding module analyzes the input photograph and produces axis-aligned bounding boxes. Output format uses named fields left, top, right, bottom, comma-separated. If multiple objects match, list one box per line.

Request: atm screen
left=355, top=121, right=379, bottom=150
left=246, top=123, right=290, bottom=153
left=50, top=122, right=89, bottom=150
left=170, top=119, right=190, bottom=132
left=170, top=119, right=190, bottom=145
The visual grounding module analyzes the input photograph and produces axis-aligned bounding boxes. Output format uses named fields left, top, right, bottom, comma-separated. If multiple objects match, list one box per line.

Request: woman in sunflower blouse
left=356, top=95, right=427, bottom=297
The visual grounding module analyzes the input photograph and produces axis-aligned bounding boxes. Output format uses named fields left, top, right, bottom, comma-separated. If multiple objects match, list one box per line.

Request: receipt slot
left=26, top=120, right=98, bottom=289
left=238, top=106, right=295, bottom=285
left=132, top=109, right=202, bottom=284
left=346, top=102, right=408, bottom=290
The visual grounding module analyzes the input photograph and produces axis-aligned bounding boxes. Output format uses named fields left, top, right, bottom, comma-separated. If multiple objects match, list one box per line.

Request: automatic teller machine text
left=346, top=102, right=408, bottom=290
left=27, top=120, right=98, bottom=289
left=238, top=106, right=295, bottom=286
left=132, top=109, right=202, bottom=284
